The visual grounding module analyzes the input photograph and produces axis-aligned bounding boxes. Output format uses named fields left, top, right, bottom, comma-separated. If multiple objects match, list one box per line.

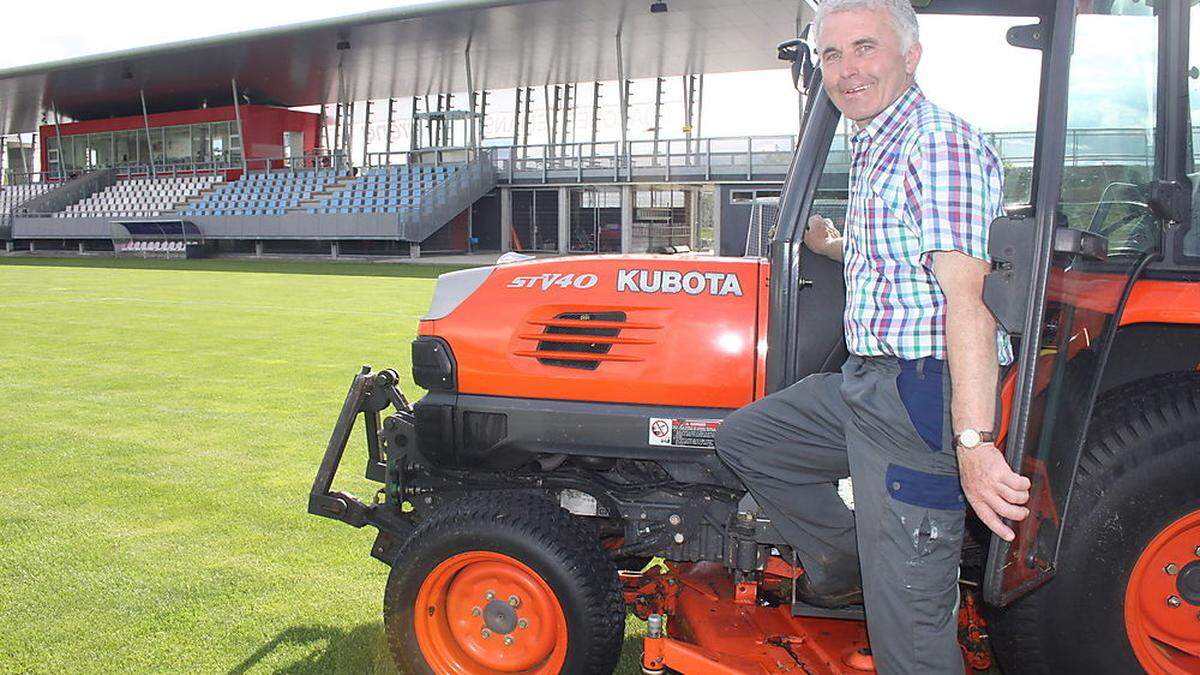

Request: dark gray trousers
left=714, top=355, right=966, bottom=674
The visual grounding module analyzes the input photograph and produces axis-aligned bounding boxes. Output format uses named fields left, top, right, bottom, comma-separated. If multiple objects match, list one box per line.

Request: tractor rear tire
left=382, top=492, right=625, bottom=674
left=987, top=372, right=1200, bottom=674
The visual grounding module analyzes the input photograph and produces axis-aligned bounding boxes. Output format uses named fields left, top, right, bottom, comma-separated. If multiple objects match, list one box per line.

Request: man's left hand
left=958, top=443, right=1031, bottom=541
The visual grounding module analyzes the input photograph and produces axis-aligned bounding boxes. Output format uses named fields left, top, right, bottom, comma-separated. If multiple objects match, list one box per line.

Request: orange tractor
left=310, top=1, right=1200, bottom=672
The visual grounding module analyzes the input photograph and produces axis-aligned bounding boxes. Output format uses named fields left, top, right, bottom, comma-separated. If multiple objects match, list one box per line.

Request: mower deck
left=634, top=562, right=876, bottom=674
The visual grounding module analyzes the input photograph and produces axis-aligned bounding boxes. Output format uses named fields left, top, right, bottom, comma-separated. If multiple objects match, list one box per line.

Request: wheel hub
left=413, top=550, right=568, bottom=674
left=1125, top=508, right=1200, bottom=673
left=1177, top=560, right=1200, bottom=606
left=484, top=599, right=518, bottom=634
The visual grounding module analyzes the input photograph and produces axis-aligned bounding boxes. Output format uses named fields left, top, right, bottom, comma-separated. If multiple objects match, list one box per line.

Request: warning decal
left=648, top=418, right=722, bottom=449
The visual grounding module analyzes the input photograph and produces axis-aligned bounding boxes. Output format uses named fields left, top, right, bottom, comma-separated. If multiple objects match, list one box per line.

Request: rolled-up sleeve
left=909, top=130, right=1003, bottom=262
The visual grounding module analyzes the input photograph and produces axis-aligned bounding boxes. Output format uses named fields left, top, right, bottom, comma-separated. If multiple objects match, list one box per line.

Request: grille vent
left=537, top=311, right=625, bottom=370
left=515, top=311, right=661, bottom=369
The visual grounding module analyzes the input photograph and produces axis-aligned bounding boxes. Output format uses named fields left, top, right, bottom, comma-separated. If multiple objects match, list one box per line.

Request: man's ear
left=905, top=41, right=922, bottom=76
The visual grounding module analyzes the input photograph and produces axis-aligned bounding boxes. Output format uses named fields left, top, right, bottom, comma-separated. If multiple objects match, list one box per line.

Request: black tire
left=382, top=492, right=625, bottom=674
left=988, top=372, right=1200, bottom=674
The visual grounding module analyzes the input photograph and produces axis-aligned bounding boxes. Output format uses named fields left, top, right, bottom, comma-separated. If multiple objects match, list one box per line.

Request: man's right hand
left=958, top=443, right=1031, bottom=541
left=804, top=215, right=844, bottom=261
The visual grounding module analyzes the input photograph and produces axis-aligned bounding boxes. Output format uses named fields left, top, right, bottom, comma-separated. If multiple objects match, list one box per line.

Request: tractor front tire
left=382, top=492, right=625, bottom=674
left=988, top=373, right=1200, bottom=674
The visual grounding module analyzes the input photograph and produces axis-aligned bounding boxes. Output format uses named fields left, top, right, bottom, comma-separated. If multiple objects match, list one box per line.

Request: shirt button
left=891, top=481, right=902, bottom=491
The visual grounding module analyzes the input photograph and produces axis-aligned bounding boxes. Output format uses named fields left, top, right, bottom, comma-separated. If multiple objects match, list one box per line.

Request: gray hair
left=812, top=0, right=920, bottom=53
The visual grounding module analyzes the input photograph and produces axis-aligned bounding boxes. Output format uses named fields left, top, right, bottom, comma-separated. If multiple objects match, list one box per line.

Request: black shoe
left=795, top=569, right=863, bottom=609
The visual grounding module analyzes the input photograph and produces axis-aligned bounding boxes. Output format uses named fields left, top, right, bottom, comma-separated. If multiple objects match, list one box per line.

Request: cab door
left=983, top=0, right=1188, bottom=605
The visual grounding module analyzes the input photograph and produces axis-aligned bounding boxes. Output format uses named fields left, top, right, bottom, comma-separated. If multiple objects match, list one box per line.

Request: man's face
left=818, top=7, right=921, bottom=126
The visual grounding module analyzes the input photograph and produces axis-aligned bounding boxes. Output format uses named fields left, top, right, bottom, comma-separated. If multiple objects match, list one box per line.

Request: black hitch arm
left=308, top=365, right=411, bottom=530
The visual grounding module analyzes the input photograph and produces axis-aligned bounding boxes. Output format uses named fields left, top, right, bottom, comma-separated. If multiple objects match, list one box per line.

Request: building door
left=633, top=186, right=693, bottom=252
left=511, top=189, right=559, bottom=252
left=568, top=187, right=622, bottom=253
left=283, top=131, right=304, bottom=161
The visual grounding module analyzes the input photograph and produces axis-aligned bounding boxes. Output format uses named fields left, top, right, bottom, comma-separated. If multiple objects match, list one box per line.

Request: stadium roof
left=0, top=0, right=815, bottom=135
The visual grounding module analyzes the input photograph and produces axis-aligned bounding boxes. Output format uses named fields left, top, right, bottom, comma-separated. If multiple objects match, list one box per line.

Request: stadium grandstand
left=0, top=0, right=1159, bottom=260
left=0, top=0, right=817, bottom=259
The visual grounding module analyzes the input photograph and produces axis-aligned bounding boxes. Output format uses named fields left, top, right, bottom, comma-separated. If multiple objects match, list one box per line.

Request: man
left=714, top=0, right=1032, bottom=672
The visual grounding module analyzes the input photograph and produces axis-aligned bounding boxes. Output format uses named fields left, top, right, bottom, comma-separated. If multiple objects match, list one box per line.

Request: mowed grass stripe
left=0, top=258, right=648, bottom=675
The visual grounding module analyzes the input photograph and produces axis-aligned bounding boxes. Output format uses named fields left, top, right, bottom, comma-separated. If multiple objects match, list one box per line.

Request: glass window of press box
left=49, top=121, right=243, bottom=174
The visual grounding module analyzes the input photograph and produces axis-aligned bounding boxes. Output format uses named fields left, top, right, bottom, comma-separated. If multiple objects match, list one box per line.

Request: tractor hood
left=416, top=255, right=768, bottom=408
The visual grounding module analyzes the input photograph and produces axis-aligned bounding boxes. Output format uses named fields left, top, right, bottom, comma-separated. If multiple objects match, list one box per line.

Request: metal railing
left=482, top=135, right=798, bottom=183
left=823, top=128, right=1157, bottom=174
left=366, top=146, right=487, bottom=168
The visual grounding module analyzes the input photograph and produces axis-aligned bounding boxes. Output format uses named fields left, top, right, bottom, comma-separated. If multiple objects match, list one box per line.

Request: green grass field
left=0, top=257, right=646, bottom=674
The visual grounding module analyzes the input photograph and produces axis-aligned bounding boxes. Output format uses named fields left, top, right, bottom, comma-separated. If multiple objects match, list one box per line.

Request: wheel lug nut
left=485, top=590, right=495, bottom=600
left=471, top=606, right=481, bottom=617
left=518, top=618, right=529, bottom=629
left=481, top=628, right=492, bottom=639
left=1166, top=563, right=1179, bottom=575
left=508, top=595, right=521, bottom=607
left=504, top=636, right=514, bottom=646
left=1168, top=596, right=1182, bottom=608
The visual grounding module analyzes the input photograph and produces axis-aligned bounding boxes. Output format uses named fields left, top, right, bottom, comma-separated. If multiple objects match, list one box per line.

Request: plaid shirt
left=842, top=84, right=1012, bottom=364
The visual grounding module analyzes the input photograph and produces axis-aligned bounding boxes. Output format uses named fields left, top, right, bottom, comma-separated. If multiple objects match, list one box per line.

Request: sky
left=0, top=3, right=1166, bottom=150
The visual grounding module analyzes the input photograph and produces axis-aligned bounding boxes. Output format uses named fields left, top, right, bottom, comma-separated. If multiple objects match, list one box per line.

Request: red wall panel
left=39, top=105, right=321, bottom=169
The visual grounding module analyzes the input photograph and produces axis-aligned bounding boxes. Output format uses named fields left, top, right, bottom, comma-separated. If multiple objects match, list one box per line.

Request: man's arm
left=932, top=251, right=1031, bottom=541
left=804, top=215, right=844, bottom=261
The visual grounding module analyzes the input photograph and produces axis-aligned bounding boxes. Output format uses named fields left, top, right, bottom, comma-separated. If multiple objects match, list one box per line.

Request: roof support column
left=341, top=102, right=355, bottom=172
left=683, top=74, right=696, bottom=156
left=544, top=85, right=557, bottom=159
left=384, top=98, right=396, bottom=162
left=652, top=77, right=664, bottom=154
left=411, top=97, right=420, bottom=152
left=512, top=88, right=522, bottom=154
left=230, top=80, right=247, bottom=174
left=620, top=184, right=634, bottom=254
left=478, top=90, right=489, bottom=147
left=333, top=103, right=342, bottom=158
left=557, top=185, right=569, bottom=255
left=465, top=42, right=477, bottom=155
left=521, top=88, right=532, bottom=152
left=500, top=187, right=512, bottom=253
left=561, top=83, right=573, bottom=148
left=362, top=100, right=373, bottom=167
left=320, top=104, right=331, bottom=158
left=51, top=104, right=67, bottom=180
left=615, top=29, right=628, bottom=181
left=591, top=82, right=601, bottom=155
left=136, top=93, right=156, bottom=176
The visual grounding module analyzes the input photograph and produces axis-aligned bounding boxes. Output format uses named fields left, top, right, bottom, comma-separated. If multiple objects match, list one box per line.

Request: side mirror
left=777, top=25, right=816, bottom=93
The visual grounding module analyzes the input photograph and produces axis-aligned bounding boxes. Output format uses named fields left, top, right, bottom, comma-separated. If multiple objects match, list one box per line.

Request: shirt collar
left=851, top=83, right=923, bottom=144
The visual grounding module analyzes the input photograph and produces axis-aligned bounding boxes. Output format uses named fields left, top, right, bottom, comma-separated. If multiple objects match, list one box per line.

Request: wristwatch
left=954, top=429, right=995, bottom=450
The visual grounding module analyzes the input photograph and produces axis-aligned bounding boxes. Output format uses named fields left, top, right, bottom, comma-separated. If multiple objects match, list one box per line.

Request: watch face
left=960, top=429, right=981, bottom=448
